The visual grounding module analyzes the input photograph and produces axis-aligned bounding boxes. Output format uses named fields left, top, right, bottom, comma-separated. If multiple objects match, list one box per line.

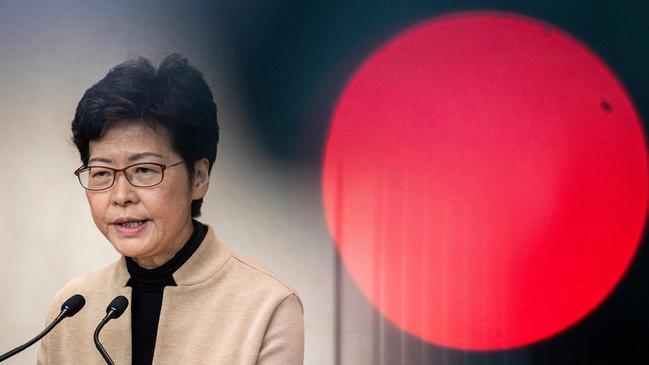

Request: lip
left=111, top=217, right=149, bottom=237
left=112, top=216, right=147, bottom=224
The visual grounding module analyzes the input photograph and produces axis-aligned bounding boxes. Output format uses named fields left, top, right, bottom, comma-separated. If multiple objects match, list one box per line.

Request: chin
left=104, top=221, right=155, bottom=257
left=107, top=236, right=151, bottom=258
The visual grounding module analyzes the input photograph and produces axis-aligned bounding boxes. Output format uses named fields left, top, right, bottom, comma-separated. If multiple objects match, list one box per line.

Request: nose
left=110, top=171, right=138, bottom=206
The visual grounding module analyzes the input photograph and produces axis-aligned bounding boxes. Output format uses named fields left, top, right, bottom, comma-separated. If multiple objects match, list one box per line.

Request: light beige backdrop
left=0, top=2, right=335, bottom=364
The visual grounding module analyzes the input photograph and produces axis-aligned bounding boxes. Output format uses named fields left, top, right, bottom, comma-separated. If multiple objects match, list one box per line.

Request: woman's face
left=86, top=120, right=209, bottom=268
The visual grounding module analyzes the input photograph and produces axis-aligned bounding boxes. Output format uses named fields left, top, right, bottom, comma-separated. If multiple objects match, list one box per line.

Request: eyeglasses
left=74, top=161, right=185, bottom=191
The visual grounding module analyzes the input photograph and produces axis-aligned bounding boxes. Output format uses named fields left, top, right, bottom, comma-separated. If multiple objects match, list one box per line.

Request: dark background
left=216, top=0, right=649, bottom=364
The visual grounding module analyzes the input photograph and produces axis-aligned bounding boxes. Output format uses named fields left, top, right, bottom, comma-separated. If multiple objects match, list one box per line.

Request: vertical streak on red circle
left=322, top=11, right=648, bottom=350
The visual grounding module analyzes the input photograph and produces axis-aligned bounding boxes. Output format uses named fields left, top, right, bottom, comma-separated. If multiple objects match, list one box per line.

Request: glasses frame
left=74, top=161, right=185, bottom=191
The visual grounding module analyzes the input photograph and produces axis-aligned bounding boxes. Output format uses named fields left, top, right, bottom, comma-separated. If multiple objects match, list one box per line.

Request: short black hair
left=71, top=54, right=219, bottom=217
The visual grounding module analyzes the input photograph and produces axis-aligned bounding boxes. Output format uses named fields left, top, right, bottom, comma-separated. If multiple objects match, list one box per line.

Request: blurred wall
left=0, top=1, right=334, bottom=364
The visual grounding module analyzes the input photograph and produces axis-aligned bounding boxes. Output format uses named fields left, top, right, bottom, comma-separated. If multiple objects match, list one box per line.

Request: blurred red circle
left=322, top=11, right=648, bottom=350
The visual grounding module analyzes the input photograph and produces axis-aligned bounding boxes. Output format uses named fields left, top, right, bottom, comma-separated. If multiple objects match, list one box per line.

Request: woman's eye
left=92, top=170, right=111, bottom=178
left=135, top=166, right=160, bottom=174
left=135, top=167, right=150, bottom=174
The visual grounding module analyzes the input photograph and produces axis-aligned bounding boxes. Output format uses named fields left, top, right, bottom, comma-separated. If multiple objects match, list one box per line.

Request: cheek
left=86, top=194, right=108, bottom=230
left=142, top=187, right=191, bottom=219
left=159, top=175, right=193, bottom=209
left=86, top=194, right=100, bottom=217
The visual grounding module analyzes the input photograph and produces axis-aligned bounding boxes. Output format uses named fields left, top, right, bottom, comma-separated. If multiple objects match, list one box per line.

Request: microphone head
left=61, top=294, right=86, bottom=317
left=106, top=295, right=129, bottom=319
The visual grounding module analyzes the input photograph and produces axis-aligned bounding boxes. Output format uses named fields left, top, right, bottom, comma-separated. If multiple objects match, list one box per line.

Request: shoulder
left=226, top=252, right=301, bottom=304
left=197, top=226, right=301, bottom=306
left=224, top=253, right=304, bottom=350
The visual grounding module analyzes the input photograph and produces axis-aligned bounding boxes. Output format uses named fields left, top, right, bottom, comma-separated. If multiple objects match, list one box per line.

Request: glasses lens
left=126, top=163, right=164, bottom=187
left=79, top=167, right=115, bottom=190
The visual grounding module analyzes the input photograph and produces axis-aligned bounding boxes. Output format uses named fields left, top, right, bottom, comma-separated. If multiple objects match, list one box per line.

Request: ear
left=190, top=158, right=210, bottom=200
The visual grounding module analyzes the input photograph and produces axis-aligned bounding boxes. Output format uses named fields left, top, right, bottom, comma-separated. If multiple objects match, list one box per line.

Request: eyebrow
left=88, top=152, right=164, bottom=164
left=88, top=157, right=111, bottom=164
left=128, top=152, right=164, bottom=162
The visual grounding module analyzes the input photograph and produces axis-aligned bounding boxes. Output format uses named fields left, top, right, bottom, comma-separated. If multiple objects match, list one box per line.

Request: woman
left=37, top=54, right=304, bottom=364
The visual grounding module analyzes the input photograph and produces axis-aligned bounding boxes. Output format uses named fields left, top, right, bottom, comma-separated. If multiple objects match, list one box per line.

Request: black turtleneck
left=126, top=220, right=207, bottom=365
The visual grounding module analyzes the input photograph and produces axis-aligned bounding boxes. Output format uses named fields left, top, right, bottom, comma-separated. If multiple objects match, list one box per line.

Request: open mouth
left=117, top=220, right=148, bottom=228
left=113, top=219, right=150, bottom=235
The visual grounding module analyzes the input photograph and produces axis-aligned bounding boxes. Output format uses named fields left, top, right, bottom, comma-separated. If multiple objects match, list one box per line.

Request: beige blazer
left=37, top=226, right=304, bottom=364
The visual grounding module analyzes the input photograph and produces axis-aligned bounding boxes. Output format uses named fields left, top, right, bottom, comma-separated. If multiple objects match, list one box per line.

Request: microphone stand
left=93, top=312, right=117, bottom=365
left=0, top=309, right=69, bottom=362
left=94, top=296, right=128, bottom=365
left=0, top=294, right=83, bottom=362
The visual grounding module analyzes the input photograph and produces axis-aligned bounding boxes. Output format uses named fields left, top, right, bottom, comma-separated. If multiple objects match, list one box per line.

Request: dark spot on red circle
left=601, top=99, right=613, bottom=113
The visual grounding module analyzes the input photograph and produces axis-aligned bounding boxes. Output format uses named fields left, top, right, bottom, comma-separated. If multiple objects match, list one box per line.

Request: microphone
left=0, top=294, right=86, bottom=362
left=94, top=296, right=128, bottom=365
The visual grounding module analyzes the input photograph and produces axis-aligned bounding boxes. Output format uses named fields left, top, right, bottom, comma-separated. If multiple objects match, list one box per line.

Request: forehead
left=88, top=120, right=174, bottom=160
